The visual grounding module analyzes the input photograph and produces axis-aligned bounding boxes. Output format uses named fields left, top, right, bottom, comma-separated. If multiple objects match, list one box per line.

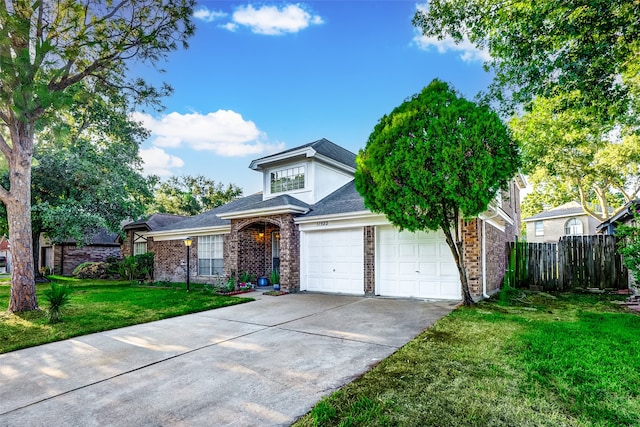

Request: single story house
left=597, top=199, right=640, bottom=235
left=126, top=139, right=525, bottom=300
left=121, top=213, right=188, bottom=257
left=39, top=229, right=121, bottom=276
left=523, top=201, right=601, bottom=243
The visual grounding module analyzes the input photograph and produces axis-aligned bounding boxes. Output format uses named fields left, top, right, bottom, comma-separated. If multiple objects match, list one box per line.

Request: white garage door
left=302, top=228, right=364, bottom=295
left=377, top=226, right=460, bottom=299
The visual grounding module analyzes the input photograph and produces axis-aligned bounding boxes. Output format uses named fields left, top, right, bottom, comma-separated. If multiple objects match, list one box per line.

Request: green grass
left=294, top=291, right=640, bottom=427
left=0, top=277, right=252, bottom=354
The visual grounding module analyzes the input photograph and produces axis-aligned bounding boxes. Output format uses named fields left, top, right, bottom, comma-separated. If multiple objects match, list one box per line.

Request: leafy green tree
left=149, top=175, right=243, bottom=216
left=511, top=93, right=638, bottom=221
left=0, top=0, right=195, bottom=312
left=31, top=88, right=153, bottom=266
left=355, top=80, right=520, bottom=306
left=617, top=211, right=640, bottom=287
left=413, top=0, right=640, bottom=116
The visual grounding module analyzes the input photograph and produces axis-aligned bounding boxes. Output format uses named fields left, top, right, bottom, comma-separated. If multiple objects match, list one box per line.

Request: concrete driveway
left=0, top=290, right=457, bottom=426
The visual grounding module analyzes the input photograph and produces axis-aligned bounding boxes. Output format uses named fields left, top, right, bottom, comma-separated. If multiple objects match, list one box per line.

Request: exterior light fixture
left=183, top=237, right=193, bottom=292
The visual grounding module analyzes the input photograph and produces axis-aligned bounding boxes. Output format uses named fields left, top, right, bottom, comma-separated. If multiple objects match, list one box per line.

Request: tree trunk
left=441, top=224, right=474, bottom=306
left=6, top=125, right=37, bottom=312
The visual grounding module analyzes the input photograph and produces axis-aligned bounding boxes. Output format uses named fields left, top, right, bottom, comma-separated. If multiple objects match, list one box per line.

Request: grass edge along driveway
left=294, top=291, right=640, bottom=427
left=0, top=278, right=252, bottom=354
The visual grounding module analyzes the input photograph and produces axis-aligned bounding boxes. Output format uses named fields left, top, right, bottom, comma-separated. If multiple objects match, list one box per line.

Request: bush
left=43, top=282, right=72, bottom=323
left=117, top=253, right=154, bottom=281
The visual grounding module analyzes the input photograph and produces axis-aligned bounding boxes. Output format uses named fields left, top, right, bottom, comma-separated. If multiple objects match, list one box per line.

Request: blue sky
left=133, top=1, right=493, bottom=194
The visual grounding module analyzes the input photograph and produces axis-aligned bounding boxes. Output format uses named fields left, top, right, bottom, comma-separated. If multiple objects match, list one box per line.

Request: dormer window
left=270, top=166, right=305, bottom=193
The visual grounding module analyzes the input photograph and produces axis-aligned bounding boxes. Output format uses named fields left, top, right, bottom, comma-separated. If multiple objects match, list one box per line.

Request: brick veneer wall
left=229, top=214, right=300, bottom=292
left=485, top=222, right=507, bottom=294
left=152, top=237, right=196, bottom=283
left=364, top=226, right=375, bottom=295
left=462, top=219, right=482, bottom=297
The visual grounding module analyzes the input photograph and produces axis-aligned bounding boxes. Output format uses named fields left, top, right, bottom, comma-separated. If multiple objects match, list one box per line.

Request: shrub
left=117, top=253, right=155, bottom=281
left=43, top=282, right=72, bottom=323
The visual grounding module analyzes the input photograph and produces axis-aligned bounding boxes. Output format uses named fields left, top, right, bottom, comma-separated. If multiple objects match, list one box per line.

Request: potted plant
left=239, top=271, right=253, bottom=288
left=269, top=270, right=280, bottom=291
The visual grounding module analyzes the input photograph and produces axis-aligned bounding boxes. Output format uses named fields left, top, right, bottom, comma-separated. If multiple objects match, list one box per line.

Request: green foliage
left=413, top=0, right=640, bottom=117
left=511, top=93, right=638, bottom=221
left=616, top=211, right=640, bottom=282
left=42, top=283, right=72, bottom=323
left=149, top=175, right=243, bottom=216
left=72, top=262, right=97, bottom=276
left=239, top=271, right=254, bottom=283
left=355, top=79, right=520, bottom=305
left=355, top=79, right=520, bottom=233
left=269, top=270, right=280, bottom=285
left=117, top=253, right=154, bottom=281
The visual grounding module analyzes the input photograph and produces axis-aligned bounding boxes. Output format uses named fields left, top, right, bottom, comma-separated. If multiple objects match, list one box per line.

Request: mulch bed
left=262, top=290, right=288, bottom=296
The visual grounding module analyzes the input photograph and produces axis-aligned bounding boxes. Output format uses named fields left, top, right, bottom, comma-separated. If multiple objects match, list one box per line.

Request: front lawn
left=294, top=291, right=640, bottom=427
left=0, top=277, right=252, bottom=354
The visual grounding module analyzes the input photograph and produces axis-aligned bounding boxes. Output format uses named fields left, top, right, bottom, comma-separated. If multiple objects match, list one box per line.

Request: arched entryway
left=228, top=215, right=299, bottom=291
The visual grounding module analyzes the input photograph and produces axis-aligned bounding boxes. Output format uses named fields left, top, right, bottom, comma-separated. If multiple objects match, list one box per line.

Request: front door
left=271, top=231, right=280, bottom=273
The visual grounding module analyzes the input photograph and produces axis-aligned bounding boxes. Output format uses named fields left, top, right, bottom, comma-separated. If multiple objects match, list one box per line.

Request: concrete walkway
left=0, top=290, right=457, bottom=427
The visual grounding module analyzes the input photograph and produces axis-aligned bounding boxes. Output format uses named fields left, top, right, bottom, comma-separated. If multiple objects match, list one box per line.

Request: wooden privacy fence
left=506, top=235, right=628, bottom=291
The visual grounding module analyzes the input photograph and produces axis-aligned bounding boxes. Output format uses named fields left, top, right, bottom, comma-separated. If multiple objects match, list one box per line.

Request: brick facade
left=150, top=214, right=301, bottom=292
left=363, top=226, right=375, bottom=295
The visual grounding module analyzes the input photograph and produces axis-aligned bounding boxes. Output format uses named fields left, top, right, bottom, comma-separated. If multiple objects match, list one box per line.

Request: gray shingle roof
left=152, top=193, right=310, bottom=232
left=123, top=213, right=188, bottom=231
left=524, top=206, right=586, bottom=221
left=304, top=181, right=367, bottom=217
left=252, top=138, right=356, bottom=169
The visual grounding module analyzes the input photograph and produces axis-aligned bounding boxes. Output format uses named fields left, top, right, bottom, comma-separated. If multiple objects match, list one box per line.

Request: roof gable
left=249, top=138, right=356, bottom=171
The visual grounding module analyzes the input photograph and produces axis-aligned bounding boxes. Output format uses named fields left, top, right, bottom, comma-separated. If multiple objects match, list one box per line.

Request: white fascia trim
left=522, top=212, right=585, bottom=222
left=217, top=204, right=309, bottom=220
left=250, top=147, right=315, bottom=170
left=297, top=211, right=390, bottom=231
left=146, top=226, right=230, bottom=241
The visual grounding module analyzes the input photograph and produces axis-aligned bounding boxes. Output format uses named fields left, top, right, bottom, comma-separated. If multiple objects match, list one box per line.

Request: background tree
left=413, top=0, right=640, bottom=116
left=355, top=80, right=520, bottom=306
left=30, top=88, right=153, bottom=268
left=510, top=93, right=639, bottom=221
left=0, top=0, right=195, bottom=312
left=149, top=175, right=242, bottom=216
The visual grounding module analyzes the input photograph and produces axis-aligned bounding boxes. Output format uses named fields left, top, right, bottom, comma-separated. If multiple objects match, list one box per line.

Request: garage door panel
left=302, top=228, right=364, bottom=295
left=378, top=226, right=460, bottom=300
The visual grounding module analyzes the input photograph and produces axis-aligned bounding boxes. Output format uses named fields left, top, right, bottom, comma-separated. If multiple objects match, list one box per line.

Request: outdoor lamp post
left=183, top=237, right=192, bottom=292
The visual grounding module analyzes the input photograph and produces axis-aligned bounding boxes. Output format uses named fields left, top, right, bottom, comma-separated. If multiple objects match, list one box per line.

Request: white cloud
left=131, top=110, right=285, bottom=157
left=413, top=2, right=490, bottom=63
left=413, top=32, right=491, bottom=63
left=193, top=7, right=226, bottom=23
left=228, top=4, right=324, bottom=35
left=140, top=146, right=184, bottom=177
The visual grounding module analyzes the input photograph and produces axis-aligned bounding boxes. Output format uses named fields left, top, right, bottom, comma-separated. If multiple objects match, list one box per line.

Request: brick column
left=364, top=226, right=375, bottom=296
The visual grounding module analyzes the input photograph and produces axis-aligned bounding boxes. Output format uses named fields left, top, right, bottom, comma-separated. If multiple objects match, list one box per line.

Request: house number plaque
left=316, top=221, right=329, bottom=226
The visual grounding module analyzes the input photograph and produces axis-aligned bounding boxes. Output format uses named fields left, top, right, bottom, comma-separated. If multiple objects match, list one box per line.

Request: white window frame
left=270, top=165, right=305, bottom=194
left=565, top=218, right=583, bottom=236
left=133, top=241, right=147, bottom=255
left=535, top=221, right=544, bottom=236
left=198, top=235, right=224, bottom=276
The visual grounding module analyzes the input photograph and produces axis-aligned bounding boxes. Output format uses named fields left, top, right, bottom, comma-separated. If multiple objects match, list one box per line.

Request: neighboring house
left=0, top=236, right=10, bottom=273
left=133, top=138, right=525, bottom=300
left=39, top=229, right=121, bottom=276
left=523, top=201, right=601, bottom=243
left=121, top=213, right=188, bottom=257
left=597, top=199, right=640, bottom=235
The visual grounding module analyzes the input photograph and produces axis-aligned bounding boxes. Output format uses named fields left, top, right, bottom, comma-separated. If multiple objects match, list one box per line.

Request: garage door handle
left=415, top=270, right=419, bottom=273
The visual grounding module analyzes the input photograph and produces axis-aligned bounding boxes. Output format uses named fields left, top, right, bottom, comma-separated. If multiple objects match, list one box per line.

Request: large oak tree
left=0, top=0, right=195, bottom=312
left=355, top=80, right=520, bottom=306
